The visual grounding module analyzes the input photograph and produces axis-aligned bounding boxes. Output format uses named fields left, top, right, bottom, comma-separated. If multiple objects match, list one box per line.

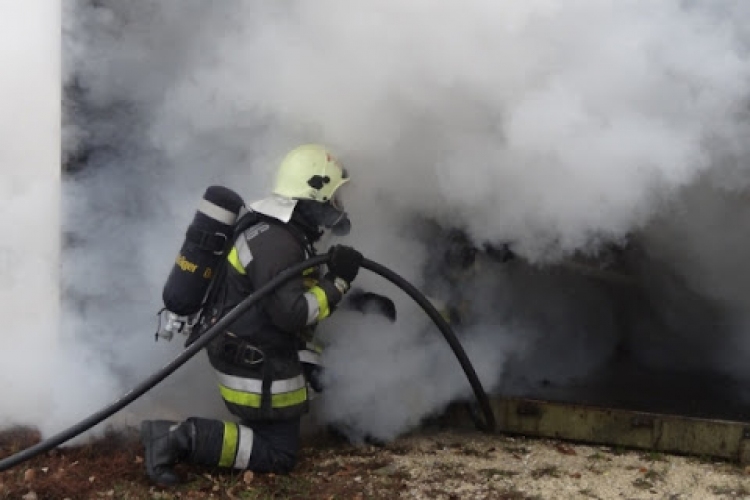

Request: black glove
left=327, top=245, right=363, bottom=284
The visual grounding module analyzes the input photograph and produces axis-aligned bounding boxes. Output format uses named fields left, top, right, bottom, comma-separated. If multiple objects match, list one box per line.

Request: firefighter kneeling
left=141, top=144, right=360, bottom=485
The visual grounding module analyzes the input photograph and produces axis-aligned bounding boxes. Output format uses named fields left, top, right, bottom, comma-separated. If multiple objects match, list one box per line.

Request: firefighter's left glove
left=327, top=245, right=363, bottom=291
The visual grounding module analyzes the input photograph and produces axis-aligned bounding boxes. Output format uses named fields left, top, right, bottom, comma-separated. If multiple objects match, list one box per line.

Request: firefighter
left=140, top=144, right=363, bottom=486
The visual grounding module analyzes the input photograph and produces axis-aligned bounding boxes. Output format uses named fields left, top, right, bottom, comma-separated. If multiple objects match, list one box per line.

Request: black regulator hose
left=0, top=255, right=494, bottom=471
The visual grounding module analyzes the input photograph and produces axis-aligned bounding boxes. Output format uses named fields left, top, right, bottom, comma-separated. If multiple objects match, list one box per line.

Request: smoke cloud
left=2, top=0, right=750, bottom=443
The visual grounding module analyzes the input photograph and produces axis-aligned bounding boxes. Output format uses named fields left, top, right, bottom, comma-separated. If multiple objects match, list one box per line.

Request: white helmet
left=273, top=144, right=349, bottom=205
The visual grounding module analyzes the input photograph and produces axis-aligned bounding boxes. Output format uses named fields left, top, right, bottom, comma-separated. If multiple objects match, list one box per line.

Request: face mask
left=329, top=211, right=351, bottom=236
left=297, top=200, right=352, bottom=236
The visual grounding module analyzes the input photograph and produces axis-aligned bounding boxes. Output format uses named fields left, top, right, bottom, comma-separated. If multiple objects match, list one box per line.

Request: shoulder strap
left=233, top=210, right=262, bottom=238
left=184, top=209, right=316, bottom=348
left=253, top=211, right=317, bottom=257
left=184, top=209, right=260, bottom=347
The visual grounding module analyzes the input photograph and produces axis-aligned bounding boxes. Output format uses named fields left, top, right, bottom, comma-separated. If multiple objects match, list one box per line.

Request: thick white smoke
left=2, top=0, right=750, bottom=443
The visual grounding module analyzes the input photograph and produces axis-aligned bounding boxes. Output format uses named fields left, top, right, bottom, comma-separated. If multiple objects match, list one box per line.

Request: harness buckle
left=221, top=332, right=265, bottom=366
left=238, top=343, right=265, bottom=365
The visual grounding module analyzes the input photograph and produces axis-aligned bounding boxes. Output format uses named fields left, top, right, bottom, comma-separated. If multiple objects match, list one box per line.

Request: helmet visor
left=331, top=191, right=345, bottom=211
left=330, top=168, right=349, bottom=211
left=320, top=200, right=349, bottom=235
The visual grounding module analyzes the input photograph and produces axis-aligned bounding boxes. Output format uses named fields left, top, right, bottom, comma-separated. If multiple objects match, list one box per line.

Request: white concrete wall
left=0, top=2, right=60, bottom=347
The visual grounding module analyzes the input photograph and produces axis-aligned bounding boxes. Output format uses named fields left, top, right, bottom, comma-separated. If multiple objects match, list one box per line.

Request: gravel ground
left=378, top=428, right=750, bottom=500
left=3, top=425, right=750, bottom=499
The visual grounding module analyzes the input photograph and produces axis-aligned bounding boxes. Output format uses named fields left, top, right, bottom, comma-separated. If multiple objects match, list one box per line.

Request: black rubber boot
left=140, top=420, right=194, bottom=486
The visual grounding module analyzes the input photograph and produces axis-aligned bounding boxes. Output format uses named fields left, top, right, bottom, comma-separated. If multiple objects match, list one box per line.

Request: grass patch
left=503, top=445, right=531, bottom=455
left=643, top=468, right=665, bottom=482
left=460, top=446, right=494, bottom=458
left=585, top=464, right=607, bottom=475
left=530, top=466, right=560, bottom=479
left=632, top=477, right=654, bottom=490
left=245, top=474, right=316, bottom=499
left=640, top=451, right=668, bottom=462
left=578, top=488, right=601, bottom=499
left=479, top=468, right=520, bottom=479
left=489, top=488, right=543, bottom=500
left=709, top=483, right=750, bottom=497
left=687, top=454, right=717, bottom=465
left=606, top=446, right=627, bottom=456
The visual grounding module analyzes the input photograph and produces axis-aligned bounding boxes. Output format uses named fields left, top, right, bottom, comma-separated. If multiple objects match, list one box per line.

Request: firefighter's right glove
left=327, top=245, right=363, bottom=290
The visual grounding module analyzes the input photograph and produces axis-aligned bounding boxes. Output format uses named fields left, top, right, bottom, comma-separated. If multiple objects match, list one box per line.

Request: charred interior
left=413, top=219, right=750, bottom=422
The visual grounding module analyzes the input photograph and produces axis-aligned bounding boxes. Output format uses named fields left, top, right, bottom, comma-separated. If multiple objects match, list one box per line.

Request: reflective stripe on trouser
left=218, top=422, right=254, bottom=469
left=187, top=417, right=300, bottom=474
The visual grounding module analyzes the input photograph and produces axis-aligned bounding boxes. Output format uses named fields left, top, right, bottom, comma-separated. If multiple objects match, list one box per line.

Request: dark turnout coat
left=203, top=212, right=341, bottom=421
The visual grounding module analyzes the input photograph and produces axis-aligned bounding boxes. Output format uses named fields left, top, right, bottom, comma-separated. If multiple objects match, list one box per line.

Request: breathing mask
left=296, top=198, right=351, bottom=236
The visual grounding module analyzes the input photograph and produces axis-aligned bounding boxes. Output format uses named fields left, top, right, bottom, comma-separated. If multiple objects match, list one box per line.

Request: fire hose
left=0, top=254, right=495, bottom=471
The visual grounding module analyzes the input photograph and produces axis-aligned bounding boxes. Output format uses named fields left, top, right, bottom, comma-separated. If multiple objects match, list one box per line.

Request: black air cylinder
left=162, top=186, right=245, bottom=316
